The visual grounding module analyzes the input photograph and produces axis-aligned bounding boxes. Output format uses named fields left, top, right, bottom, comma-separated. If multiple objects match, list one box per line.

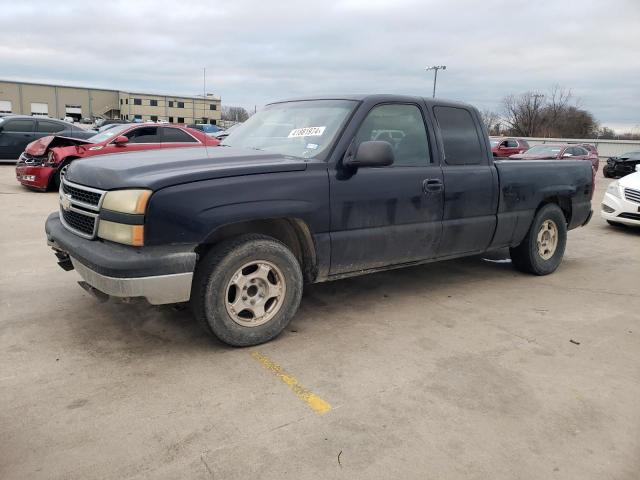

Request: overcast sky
left=1, top=0, right=638, bottom=131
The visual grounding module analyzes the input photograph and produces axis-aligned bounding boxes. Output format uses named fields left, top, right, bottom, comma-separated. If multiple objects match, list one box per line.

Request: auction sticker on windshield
left=288, top=126, right=326, bottom=138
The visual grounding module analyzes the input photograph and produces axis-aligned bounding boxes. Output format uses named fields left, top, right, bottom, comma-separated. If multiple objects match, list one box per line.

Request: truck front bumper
left=45, top=213, right=197, bottom=304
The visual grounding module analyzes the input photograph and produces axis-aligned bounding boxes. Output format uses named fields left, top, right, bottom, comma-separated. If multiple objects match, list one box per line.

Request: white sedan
left=601, top=167, right=640, bottom=227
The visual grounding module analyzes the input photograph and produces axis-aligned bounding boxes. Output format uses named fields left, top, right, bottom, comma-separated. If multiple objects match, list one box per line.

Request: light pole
left=425, top=65, right=446, bottom=98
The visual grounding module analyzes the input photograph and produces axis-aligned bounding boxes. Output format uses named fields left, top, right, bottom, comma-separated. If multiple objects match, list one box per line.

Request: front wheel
left=602, top=166, right=614, bottom=178
left=190, top=234, right=303, bottom=347
left=510, top=204, right=567, bottom=275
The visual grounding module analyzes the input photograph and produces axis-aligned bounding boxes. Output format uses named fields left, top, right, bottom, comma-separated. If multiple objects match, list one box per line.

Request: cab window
left=434, top=106, right=484, bottom=165
left=355, top=104, right=430, bottom=166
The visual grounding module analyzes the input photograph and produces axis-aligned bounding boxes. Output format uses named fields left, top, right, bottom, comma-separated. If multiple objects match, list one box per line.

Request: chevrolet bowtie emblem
left=60, top=194, right=72, bottom=211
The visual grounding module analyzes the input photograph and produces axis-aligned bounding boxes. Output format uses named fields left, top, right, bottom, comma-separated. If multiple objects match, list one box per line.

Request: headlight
left=606, top=181, right=620, bottom=199
left=102, top=189, right=151, bottom=214
left=98, top=220, right=145, bottom=246
left=98, top=189, right=151, bottom=246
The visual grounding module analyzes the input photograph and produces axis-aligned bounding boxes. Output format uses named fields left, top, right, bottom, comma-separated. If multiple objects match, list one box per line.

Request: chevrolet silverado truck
left=45, top=95, right=593, bottom=346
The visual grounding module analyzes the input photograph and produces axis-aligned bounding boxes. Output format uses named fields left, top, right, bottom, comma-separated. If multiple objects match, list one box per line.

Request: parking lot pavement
left=1, top=164, right=639, bottom=480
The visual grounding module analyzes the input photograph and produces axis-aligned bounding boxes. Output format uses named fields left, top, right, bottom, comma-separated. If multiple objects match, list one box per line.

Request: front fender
left=144, top=168, right=330, bottom=246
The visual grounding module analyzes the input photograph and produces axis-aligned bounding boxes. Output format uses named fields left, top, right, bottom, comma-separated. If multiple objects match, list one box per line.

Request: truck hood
left=25, top=135, right=93, bottom=157
left=64, top=146, right=309, bottom=190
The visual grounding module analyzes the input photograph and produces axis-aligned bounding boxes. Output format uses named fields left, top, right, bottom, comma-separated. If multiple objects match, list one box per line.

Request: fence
left=523, top=137, right=640, bottom=159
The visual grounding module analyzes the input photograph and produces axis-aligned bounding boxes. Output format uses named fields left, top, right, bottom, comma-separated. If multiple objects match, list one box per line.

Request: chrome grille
left=59, top=177, right=105, bottom=239
left=61, top=207, right=97, bottom=236
left=624, top=187, right=640, bottom=204
left=62, top=182, right=102, bottom=206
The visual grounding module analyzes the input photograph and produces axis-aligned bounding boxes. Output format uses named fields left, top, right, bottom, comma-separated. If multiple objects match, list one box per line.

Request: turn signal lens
left=98, top=220, right=144, bottom=246
left=102, top=189, right=152, bottom=214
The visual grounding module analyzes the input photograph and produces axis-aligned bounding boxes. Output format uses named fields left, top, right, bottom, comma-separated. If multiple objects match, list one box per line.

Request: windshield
left=221, top=100, right=357, bottom=159
left=87, top=124, right=130, bottom=143
left=524, top=145, right=562, bottom=156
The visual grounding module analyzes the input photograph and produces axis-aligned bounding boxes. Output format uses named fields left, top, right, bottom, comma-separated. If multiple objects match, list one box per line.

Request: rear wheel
left=190, top=234, right=303, bottom=347
left=510, top=204, right=567, bottom=275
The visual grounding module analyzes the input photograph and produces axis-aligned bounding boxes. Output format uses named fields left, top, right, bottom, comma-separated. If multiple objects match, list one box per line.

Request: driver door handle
left=423, top=178, right=443, bottom=194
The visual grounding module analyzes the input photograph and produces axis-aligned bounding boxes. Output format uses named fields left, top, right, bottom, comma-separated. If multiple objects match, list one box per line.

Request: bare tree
left=480, top=109, right=502, bottom=135
left=540, top=85, right=572, bottom=136
left=502, top=91, right=546, bottom=137
left=501, top=86, right=600, bottom=138
left=222, top=106, right=250, bottom=123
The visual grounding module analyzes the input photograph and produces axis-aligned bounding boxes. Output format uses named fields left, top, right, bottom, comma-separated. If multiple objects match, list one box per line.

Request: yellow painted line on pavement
left=251, top=352, right=332, bottom=415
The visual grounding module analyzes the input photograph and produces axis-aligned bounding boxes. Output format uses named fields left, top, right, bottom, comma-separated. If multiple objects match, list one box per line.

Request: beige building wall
left=0, top=80, right=221, bottom=124
left=118, top=92, right=222, bottom=124
left=0, top=81, right=20, bottom=113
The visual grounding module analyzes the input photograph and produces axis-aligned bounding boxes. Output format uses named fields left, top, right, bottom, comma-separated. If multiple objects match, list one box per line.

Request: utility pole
left=203, top=67, right=206, bottom=123
left=425, top=65, right=446, bottom=98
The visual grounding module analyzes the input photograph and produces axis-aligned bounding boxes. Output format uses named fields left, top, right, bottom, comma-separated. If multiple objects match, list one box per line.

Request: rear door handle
left=423, top=178, right=443, bottom=194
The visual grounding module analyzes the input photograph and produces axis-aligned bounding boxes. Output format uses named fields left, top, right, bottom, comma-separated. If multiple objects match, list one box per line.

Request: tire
left=607, top=220, right=625, bottom=227
left=190, top=234, right=303, bottom=347
left=602, top=166, right=614, bottom=178
left=509, top=204, right=567, bottom=275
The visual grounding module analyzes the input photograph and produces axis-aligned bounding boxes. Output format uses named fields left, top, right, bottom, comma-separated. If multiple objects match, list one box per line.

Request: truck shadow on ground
left=69, top=252, right=522, bottom=358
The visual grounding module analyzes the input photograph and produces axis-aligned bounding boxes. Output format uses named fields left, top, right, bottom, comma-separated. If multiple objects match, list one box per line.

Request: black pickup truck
left=45, top=95, right=593, bottom=346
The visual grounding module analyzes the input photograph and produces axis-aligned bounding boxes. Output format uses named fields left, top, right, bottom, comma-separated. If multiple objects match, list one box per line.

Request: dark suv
left=0, top=116, right=95, bottom=162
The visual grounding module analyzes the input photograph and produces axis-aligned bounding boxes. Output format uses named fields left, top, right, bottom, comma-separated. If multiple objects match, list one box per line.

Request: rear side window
left=163, top=128, right=198, bottom=143
left=574, top=147, right=588, bottom=156
left=355, top=104, right=431, bottom=166
left=3, top=119, right=34, bottom=132
left=125, top=126, right=160, bottom=143
left=434, top=106, right=484, bottom=165
left=37, top=120, right=66, bottom=133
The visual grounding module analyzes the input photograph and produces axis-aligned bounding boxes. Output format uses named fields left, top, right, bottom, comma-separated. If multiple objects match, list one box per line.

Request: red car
left=15, top=123, right=220, bottom=191
left=489, top=136, right=530, bottom=157
left=509, top=143, right=599, bottom=172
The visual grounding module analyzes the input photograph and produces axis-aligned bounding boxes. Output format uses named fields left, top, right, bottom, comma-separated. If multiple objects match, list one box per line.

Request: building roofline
left=0, top=78, right=220, bottom=101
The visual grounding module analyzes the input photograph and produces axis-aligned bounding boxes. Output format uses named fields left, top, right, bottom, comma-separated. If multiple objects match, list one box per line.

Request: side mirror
left=344, top=141, right=394, bottom=168
left=114, top=135, right=129, bottom=146
left=636, top=164, right=640, bottom=172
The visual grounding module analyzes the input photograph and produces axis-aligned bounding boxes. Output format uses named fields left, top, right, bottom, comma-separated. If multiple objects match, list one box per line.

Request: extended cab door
left=328, top=103, right=444, bottom=275
left=431, top=105, right=498, bottom=257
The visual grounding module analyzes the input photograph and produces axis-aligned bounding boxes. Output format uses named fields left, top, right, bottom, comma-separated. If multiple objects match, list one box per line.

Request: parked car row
left=0, top=115, right=96, bottom=162
left=15, top=123, right=219, bottom=190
